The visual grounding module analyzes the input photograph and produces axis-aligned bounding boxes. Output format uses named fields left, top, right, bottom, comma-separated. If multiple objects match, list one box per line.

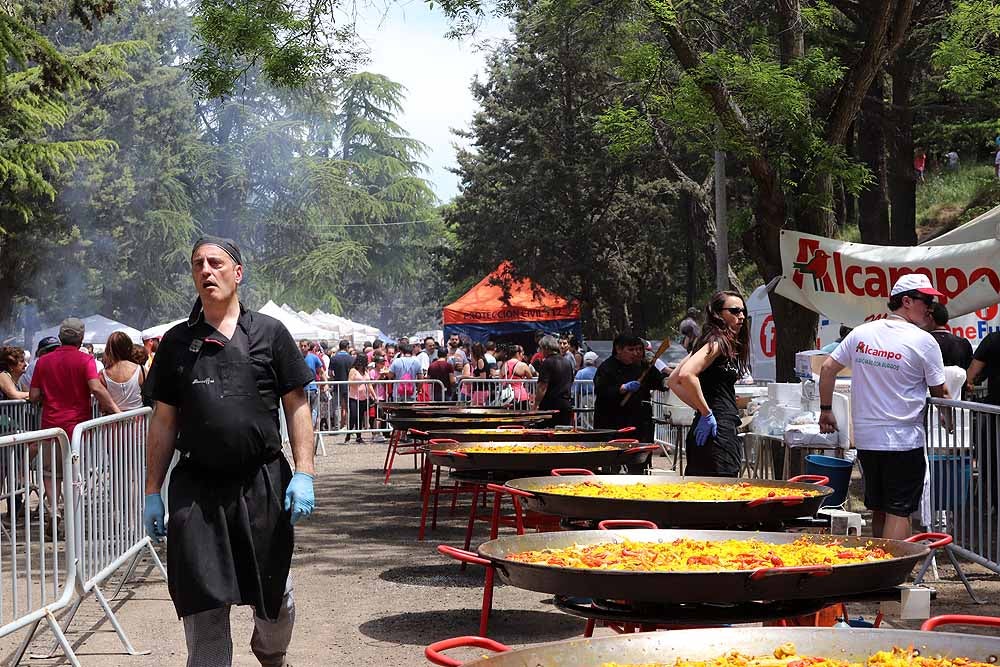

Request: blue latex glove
left=143, top=493, right=167, bottom=542
left=284, top=472, right=315, bottom=525
left=621, top=380, right=642, bottom=393
left=693, top=411, right=718, bottom=447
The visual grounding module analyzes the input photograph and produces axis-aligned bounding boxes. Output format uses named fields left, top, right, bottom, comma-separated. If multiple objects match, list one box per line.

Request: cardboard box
left=795, top=351, right=852, bottom=379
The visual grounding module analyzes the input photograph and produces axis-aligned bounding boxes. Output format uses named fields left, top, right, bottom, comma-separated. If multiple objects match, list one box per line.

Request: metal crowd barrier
left=0, top=429, right=78, bottom=666
left=55, top=408, right=167, bottom=658
left=0, top=400, right=41, bottom=435
left=925, top=397, right=1000, bottom=579
left=454, top=378, right=596, bottom=427
left=310, top=380, right=447, bottom=452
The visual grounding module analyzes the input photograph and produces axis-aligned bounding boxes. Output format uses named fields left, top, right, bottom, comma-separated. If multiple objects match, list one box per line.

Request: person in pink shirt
left=29, top=317, right=120, bottom=502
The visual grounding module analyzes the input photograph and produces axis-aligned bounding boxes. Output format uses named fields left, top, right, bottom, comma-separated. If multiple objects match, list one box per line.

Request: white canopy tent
left=141, top=318, right=186, bottom=340
left=32, top=314, right=143, bottom=351
left=259, top=301, right=336, bottom=340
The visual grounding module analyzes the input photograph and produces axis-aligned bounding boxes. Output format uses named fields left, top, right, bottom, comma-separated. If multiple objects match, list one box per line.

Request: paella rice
left=458, top=444, right=619, bottom=454
left=537, top=480, right=823, bottom=501
left=508, top=536, right=892, bottom=571
left=602, top=645, right=995, bottom=667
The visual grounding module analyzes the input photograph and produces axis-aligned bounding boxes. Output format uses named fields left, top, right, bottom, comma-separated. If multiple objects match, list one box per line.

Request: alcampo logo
left=855, top=341, right=902, bottom=360
left=791, top=237, right=1000, bottom=304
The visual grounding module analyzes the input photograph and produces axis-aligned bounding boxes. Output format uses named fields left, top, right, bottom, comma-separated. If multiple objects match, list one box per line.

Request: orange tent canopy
left=443, top=262, right=580, bottom=325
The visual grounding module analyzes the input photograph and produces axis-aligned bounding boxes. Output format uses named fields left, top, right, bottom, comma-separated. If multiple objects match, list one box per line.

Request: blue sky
left=343, top=2, right=511, bottom=202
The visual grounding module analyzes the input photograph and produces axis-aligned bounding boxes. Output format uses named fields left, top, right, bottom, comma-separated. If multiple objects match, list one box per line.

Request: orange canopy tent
left=443, top=262, right=581, bottom=344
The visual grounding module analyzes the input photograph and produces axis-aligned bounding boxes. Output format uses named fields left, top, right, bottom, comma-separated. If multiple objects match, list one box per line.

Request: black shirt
left=973, top=332, right=1000, bottom=405
left=329, top=351, right=354, bottom=382
left=149, top=304, right=313, bottom=471
left=930, top=329, right=973, bottom=369
left=537, top=354, right=573, bottom=410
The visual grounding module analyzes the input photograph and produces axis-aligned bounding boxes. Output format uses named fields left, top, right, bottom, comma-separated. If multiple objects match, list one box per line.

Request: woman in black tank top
left=667, top=291, right=750, bottom=477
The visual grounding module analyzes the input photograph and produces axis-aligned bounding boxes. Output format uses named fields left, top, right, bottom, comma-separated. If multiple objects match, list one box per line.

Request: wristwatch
left=819, top=404, right=832, bottom=412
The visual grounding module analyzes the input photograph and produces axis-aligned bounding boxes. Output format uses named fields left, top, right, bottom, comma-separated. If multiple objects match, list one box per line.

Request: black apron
left=166, top=322, right=293, bottom=621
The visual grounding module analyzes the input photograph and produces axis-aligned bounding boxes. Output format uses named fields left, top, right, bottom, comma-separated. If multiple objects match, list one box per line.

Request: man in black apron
left=143, top=237, right=316, bottom=666
left=594, top=334, right=668, bottom=471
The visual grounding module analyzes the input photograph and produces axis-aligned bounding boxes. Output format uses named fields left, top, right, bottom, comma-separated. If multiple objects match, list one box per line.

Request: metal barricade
left=311, top=380, right=447, bottom=449
left=0, top=400, right=40, bottom=435
left=453, top=377, right=597, bottom=422
left=55, top=408, right=167, bottom=657
left=650, top=390, right=688, bottom=471
left=925, top=397, right=1000, bottom=577
left=454, top=377, right=536, bottom=408
left=0, top=428, right=79, bottom=666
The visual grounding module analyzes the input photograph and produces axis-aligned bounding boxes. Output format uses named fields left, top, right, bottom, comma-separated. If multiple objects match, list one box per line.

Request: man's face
left=299, top=341, right=308, bottom=356
left=449, top=335, right=460, bottom=349
left=425, top=339, right=436, bottom=353
left=559, top=339, right=570, bottom=353
left=192, top=245, right=242, bottom=304
left=903, top=293, right=935, bottom=329
left=615, top=344, right=644, bottom=365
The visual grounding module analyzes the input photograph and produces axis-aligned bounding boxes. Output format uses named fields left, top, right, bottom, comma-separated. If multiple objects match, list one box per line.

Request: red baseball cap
left=890, top=273, right=943, bottom=297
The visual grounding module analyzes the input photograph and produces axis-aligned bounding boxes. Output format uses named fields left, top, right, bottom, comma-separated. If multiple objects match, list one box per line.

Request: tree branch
left=824, top=0, right=915, bottom=145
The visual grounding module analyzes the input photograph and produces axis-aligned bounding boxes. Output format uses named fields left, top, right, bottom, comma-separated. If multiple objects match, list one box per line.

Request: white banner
left=776, top=230, right=1000, bottom=325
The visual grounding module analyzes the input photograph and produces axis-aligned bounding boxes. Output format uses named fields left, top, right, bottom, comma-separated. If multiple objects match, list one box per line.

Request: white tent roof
left=33, top=314, right=143, bottom=351
left=922, top=204, right=1000, bottom=246
left=259, top=301, right=336, bottom=340
left=141, top=318, right=186, bottom=340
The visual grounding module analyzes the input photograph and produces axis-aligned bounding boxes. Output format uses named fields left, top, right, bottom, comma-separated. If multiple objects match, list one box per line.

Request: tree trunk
left=887, top=55, right=918, bottom=246
left=857, top=75, right=891, bottom=244
left=845, top=122, right=858, bottom=228
left=683, top=192, right=697, bottom=308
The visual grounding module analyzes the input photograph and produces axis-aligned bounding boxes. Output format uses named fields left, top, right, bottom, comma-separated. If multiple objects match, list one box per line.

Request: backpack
left=493, top=359, right=516, bottom=407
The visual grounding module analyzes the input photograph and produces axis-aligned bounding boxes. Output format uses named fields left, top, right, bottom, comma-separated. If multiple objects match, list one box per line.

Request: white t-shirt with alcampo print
left=830, top=316, right=945, bottom=451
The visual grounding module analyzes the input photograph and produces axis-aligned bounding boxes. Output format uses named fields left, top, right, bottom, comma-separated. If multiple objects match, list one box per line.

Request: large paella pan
left=425, top=618, right=1000, bottom=667
left=473, top=528, right=949, bottom=604
left=387, top=411, right=557, bottom=432
left=425, top=439, right=658, bottom=473
left=503, top=474, right=833, bottom=527
left=410, top=426, right=636, bottom=443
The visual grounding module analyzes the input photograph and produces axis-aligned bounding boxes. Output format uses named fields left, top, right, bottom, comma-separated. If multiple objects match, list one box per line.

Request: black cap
left=192, top=235, right=242, bottom=266
left=36, top=336, right=60, bottom=353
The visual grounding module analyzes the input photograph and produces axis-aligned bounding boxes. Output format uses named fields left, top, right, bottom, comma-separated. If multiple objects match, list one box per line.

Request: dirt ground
left=4, top=442, right=999, bottom=666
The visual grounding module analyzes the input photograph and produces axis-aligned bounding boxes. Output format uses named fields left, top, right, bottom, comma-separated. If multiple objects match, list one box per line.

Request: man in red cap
left=818, top=273, right=949, bottom=540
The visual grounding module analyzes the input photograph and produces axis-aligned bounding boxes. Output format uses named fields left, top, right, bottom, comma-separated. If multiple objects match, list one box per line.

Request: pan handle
left=787, top=474, right=830, bottom=486
left=441, top=450, right=469, bottom=458
left=623, top=445, right=659, bottom=455
left=425, top=636, right=512, bottom=666
left=437, top=545, right=492, bottom=567
left=408, top=428, right=429, bottom=436
left=921, top=615, right=1000, bottom=632
left=428, top=438, right=461, bottom=445
left=485, top=483, right=534, bottom=498
left=496, top=425, right=526, bottom=430
left=608, top=438, right=641, bottom=445
left=598, top=519, right=658, bottom=530
left=616, top=426, right=637, bottom=434
left=904, top=532, right=953, bottom=549
left=749, top=564, right=833, bottom=581
left=745, top=495, right=806, bottom=508
left=551, top=468, right=596, bottom=476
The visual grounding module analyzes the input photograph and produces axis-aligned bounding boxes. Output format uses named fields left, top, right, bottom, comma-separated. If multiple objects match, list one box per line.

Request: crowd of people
left=291, top=331, right=604, bottom=440
left=0, top=319, right=168, bottom=434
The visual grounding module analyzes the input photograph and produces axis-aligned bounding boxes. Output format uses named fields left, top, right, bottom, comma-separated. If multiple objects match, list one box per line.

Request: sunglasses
left=912, top=295, right=934, bottom=306
left=722, top=307, right=747, bottom=316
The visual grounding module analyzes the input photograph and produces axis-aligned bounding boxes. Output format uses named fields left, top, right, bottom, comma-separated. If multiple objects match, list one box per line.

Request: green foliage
left=933, top=1, right=1000, bottom=93
left=189, top=0, right=360, bottom=98
left=916, top=164, right=998, bottom=230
